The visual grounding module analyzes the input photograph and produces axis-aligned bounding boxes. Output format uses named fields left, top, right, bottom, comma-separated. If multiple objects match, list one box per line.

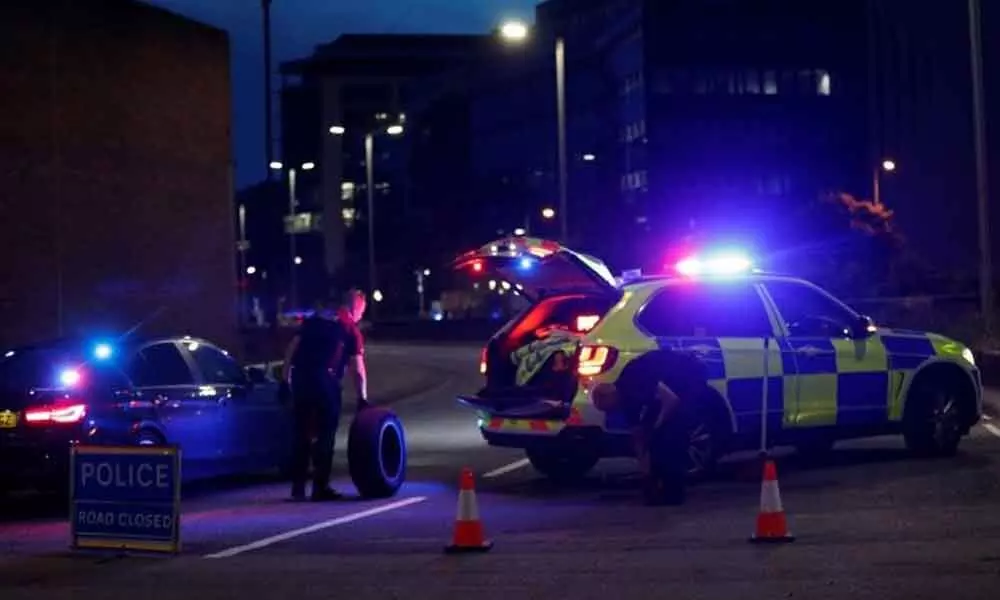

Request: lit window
left=763, top=71, right=778, bottom=95
left=817, top=70, right=831, bottom=96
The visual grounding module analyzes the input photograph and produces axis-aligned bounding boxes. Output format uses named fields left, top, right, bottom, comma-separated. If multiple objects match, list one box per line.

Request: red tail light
left=577, top=345, right=617, bottom=377
left=24, top=402, right=88, bottom=425
left=479, top=347, right=488, bottom=375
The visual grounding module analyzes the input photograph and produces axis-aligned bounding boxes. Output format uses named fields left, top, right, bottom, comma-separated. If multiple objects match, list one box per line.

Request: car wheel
left=903, top=378, right=967, bottom=458
left=347, top=406, right=407, bottom=499
left=683, top=399, right=729, bottom=480
left=525, top=447, right=599, bottom=481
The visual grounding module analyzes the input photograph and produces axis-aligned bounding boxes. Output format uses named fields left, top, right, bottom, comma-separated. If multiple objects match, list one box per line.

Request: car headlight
left=962, top=347, right=976, bottom=366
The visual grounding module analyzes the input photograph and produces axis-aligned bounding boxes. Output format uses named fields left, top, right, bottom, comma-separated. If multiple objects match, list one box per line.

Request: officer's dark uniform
left=288, top=310, right=362, bottom=501
left=614, top=350, right=702, bottom=505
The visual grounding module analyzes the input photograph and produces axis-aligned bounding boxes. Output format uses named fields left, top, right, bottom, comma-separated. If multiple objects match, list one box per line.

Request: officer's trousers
left=644, top=417, right=688, bottom=506
left=290, top=375, right=343, bottom=490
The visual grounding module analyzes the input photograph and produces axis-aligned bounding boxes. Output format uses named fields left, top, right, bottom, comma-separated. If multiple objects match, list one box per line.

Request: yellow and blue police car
left=453, top=236, right=983, bottom=480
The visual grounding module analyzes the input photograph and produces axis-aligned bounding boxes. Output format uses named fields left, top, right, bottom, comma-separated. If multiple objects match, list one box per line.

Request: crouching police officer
left=591, top=349, right=703, bottom=506
left=281, top=289, right=369, bottom=501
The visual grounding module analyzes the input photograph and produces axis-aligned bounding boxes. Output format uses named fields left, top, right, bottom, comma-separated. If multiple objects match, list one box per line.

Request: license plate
left=0, top=411, right=18, bottom=429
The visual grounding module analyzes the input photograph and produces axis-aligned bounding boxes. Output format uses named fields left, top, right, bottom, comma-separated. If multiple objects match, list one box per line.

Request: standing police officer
left=281, top=289, right=369, bottom=501
left=591, top=349, right=703, bottom=505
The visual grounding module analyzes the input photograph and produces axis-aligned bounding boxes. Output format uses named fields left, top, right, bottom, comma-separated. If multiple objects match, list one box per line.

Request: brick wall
left=0, top=0, right=237, bottom=351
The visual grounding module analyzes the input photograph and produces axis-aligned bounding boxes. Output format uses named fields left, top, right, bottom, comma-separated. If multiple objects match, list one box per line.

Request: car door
left=634, top=280, right=781, bottom=435
left=760, top=279, right=888, bottom=429
left=185, top=342, right=284, bottom=471
left=124, top=341, right=221, bottom=476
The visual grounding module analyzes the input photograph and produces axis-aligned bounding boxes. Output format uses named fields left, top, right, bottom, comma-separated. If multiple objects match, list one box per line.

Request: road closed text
left=77, top=509, right=173, bottom=531
left=79, top=461, right=170, bottom=489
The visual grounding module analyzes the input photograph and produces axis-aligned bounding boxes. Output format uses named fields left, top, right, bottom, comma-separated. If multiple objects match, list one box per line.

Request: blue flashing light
left=518, top=257, right=534, bottom=270
left=93, top=343, right=113, bottom=360
left=676, top=252, right=752, bottom=277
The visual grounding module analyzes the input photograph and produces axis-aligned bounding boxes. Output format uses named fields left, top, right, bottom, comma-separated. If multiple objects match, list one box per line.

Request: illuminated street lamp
left=541, top=207, right=556, bottom=220
left=499, top=20, right=568, bottom=244
left=873, top=158, right=897, bottom=206
left=328, top=120, right=405, bottom=303
left=269, top=160, right=316, bottom=309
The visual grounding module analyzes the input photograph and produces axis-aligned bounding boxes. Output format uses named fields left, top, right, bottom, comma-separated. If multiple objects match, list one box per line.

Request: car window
left=636, top=282, right=773, bottom=338
left=126, top=343, right=194, bottom=387
left=189, top=345, right=246, bottom=385
left=763, top=280, right=858, bottom=338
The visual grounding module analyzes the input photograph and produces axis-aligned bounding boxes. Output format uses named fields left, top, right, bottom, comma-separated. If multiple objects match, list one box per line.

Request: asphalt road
left=2, top=343, right=1000, bottom=599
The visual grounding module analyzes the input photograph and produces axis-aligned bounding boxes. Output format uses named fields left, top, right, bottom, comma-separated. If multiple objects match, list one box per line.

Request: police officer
left=280, top=289, right=369, bottom=501
left=591, top=349, right=703, bottom=506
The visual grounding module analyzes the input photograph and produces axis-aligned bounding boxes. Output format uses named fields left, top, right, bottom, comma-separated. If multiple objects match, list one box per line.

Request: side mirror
left=851, top=315, right=877, bottom=339
left=245, top=366, right=269, bottom=385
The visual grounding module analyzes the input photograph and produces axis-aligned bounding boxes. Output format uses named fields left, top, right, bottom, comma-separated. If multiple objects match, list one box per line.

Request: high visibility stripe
left=759, top=479, right=784, bottom=513
left=456, top=490, right=479, bottom=521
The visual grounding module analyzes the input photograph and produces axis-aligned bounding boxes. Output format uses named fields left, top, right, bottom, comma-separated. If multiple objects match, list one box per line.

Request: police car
left=453, top=237, right=983, bottom=480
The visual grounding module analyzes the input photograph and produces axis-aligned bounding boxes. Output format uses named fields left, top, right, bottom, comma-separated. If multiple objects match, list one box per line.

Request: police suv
left=453, top=237, right=983, bottom=480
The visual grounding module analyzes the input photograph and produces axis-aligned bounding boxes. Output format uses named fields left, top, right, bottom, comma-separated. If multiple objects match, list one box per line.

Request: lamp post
left=329, top=122, right=404, bottom=300
left=969, top=0, right=993, bottom=334
left=873, top=159, right=895, bottom=206
left=269, top=160, right=314, bottom=310
left=499, top=20, right=569, bottom=244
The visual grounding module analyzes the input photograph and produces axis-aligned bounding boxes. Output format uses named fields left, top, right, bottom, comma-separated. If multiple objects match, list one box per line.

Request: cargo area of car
left=478, top=292, right=619, bottom=404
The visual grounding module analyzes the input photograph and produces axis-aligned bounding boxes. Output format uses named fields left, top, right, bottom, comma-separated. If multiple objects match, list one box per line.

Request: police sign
left=70, top=445, right=181, bottom=554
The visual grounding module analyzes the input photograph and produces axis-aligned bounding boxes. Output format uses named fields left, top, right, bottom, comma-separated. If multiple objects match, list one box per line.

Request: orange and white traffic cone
left=749, top=458, right=795, bottom=544
left=444, top=467, right=493, bottom=554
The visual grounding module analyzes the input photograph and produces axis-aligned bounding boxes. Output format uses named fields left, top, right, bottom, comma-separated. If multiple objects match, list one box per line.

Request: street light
left=541, top=207, right=556, bottom=220
left=499, top=20, right=569, bottom=244
left=269, top=160, right=315, bottom=309
left=329, top=122, right=405, bottom=301
left=969, top=0, right=993, bottom=334
left=873, top=158, right=896, bottom=206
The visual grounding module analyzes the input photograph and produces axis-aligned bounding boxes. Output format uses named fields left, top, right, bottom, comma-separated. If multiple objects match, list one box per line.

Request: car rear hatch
left=451, top=236, right=621, bottom=419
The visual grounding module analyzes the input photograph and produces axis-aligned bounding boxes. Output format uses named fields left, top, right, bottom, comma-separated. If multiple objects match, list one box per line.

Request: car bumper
left=480, top=422, right=633, bottom=457
left=457, top=393, right=571, bottom=420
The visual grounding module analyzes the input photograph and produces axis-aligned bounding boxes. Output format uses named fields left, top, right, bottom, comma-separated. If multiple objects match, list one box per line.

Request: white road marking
left=483, top=458, right=531, bottom=479
left=203, top=496, right=427, bottom=559
left=983, top=423, right=1000, bottom=439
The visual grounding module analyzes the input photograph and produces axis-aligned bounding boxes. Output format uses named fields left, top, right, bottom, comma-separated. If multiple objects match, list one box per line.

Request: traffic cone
left=749, top=459, right=795, bottom=544
left=444, top=467, right=493, bottom=554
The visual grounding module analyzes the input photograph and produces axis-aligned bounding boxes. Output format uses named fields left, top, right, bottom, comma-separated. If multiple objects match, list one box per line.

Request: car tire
left=525, top=447, right=599, bottom=481
left=903, top=376, right=968, bottom=458
left=683, top=391, right=730, bottom=481
left=347, top=406, right=407, bottom=499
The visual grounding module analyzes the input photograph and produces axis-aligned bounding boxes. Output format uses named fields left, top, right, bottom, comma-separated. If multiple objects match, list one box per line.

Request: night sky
left=144, top=0, right=538, bottom=190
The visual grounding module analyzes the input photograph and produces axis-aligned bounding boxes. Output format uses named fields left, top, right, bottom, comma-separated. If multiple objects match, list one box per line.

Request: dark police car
left=0, top=336, right=292, bottom=493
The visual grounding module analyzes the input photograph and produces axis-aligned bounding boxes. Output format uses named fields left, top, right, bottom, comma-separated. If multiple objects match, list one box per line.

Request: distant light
left=501, top=281, right=512, bottom=290
left=59, top=368, right=81, bottom=387
left=513, top=228, right=526, bottom=236
left=471, top=260, right=484, bottom=273
left=582, top=153, right=596, bottom=162
left=499, top=20, right=529, bottom=41
left=329, top=125, right=345, bottom=135
left=246, top=266, right=257, bottom=275
left=386, top=125, right=404, bottom=136
left=518, top=257, right=534, bottom=270
left=93, top=343, right=113, bottom=360
left=882, top=159, right=896, bottom=172
left=301, top=162, right=316, bottom=171
left=294, top=256, right=303, bottom=265
left=488, top=280, right=497, bottom=290
left=3, top=350, right=13, bottom=358
left=269, top=161, right=283, bottom=170
left=423, top=269, right=431, bottom=276
left=541, top=207, right=556, bottom=219
left=373, top=289, right=384, bottom=303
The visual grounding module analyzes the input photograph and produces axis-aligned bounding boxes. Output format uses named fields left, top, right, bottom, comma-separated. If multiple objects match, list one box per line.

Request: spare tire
left=347, top=406, right=407, bottom=499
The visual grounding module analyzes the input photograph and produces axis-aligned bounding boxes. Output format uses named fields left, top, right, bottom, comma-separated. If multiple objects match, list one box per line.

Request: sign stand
left=70, top=445, right=182, bottom=556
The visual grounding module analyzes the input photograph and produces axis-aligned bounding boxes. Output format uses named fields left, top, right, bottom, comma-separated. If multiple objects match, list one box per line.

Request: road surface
left=2, top=343, right=1000, bottom=599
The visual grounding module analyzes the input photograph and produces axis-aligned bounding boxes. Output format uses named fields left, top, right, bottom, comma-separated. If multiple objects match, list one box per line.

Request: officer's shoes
left=311, top=487, right=344, bottom=502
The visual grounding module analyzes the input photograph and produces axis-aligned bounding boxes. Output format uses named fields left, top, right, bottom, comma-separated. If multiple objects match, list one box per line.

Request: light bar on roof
left=675, top=252, right=752, bottom=276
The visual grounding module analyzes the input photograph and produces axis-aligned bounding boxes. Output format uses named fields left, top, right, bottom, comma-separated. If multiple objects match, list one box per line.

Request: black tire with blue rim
left=348, top=406, right=407, bottom=498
